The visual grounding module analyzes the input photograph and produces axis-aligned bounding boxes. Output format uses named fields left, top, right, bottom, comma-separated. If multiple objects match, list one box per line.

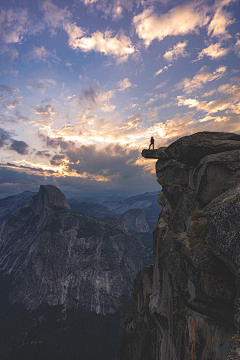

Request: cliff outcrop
left=118, top=132, right=240, bottom=360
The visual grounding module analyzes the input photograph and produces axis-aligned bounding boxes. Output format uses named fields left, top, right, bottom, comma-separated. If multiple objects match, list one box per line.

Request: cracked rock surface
left=118, top=132, right=240, bottom=360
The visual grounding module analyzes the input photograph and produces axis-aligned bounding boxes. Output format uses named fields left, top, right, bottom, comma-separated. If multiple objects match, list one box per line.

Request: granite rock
left=0, top=185, right=150, bottom=314
left=119, top=131, right=240, bottom=360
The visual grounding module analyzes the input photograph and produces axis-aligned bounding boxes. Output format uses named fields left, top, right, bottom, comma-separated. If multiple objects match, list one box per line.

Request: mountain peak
left=30, top=185, right=71, bottom=214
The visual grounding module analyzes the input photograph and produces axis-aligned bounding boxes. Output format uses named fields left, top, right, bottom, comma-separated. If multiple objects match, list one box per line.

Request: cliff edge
left=118, top=131, right=240, bottom=360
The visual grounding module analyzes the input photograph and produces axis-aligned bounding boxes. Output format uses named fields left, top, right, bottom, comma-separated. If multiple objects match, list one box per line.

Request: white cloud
left=197, top=43, right=229, bottom=60
left=207, top=7, right=234, bottom=39
left=177, top=95, right=233, bottom=114
left=133, top=4, right=209, bottom=47
left=163, top=41, right=189, bottom=62
left=118, top=78, right=135, bottom=91
left=153, top=64, right=172, bottom=78
left=177, top=65, right=227, bottom=93
left=69, top=30, right=135, bottom=62
left=42, top=1, right=134, bottom=61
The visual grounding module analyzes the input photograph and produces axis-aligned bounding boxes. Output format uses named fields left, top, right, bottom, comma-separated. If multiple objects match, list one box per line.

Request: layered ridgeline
left=0, top=185, right=150, bottom=360
left=118, top=132, right=240, bottom=360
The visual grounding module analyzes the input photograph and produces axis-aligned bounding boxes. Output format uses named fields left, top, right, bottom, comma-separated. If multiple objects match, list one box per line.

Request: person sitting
left=149, top=136, right=154, bottom=149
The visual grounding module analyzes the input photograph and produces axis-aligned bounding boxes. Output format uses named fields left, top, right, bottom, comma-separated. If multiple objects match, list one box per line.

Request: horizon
left=0, top=0, right=240, bottom=198
left=0, top=185, right=160, bottom=201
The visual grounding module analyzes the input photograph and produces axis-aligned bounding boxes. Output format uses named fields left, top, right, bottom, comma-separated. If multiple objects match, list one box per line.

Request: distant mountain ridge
left=0, top=190, right=37, bottom=226
left=0, top=185, right=151, bottom=359
left=0, top=185, right=150, bottom=313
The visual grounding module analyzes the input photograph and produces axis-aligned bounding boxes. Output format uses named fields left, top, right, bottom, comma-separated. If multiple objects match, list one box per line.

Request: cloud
left=76, top=0, right=138, bottom=20
left=42, top=0, right=72, bottom=30
left=14, top=110, right=31, bottom=124
left=36, top=150, right=51, bottom=158
left=177, top=65, right=227, bottom=93
left=26, top=46, right=60, bottom=63
left=144, top=93, right=167, bottom=105
left=207, top=7, right=234, bottom=40
left=0, top=85, right=17, bottom=96
left=78, top=82, right=116, bottom=112
left=153, top=64, right=172, bottom=78
left=33, top=104, right=58, bottom=117
left=234, top=36, right=240, bottom=57
left=155, top=81, right=167, bottom=89
left=70, top=30, right=135, bottom=62
left=118, top=78, right=135, bottom=91
left=197, top=43, right=229, bottom=60
left=9, top=140, right=29, bottom=155
left=201, top=89, right=217, bottom=97
left=177, top=95, right=232, bottom=114
left=5, top=99, right=21, bottom=109
left=0, top=7, right=44, bottom=57
left=37, top=133, right=153, bottom=189
left=133, top=3, right=209, bottom=47
left=42, top=1, right=134, bottom=61
left=0, top=128, right=11, bottom=147
left=50, top=154, right=66, bottom=166
left=27, top=78, right=57, bottom=93
left=163, top=41, right=189, bottom=62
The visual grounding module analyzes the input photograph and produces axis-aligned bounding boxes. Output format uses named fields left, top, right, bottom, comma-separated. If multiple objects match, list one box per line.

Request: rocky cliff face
left=118, top=132, right=240, bottom=360
left=0, top=185, right=150, bottom=314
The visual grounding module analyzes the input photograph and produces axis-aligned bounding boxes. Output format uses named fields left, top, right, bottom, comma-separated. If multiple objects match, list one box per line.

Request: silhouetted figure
left=149, top=136, right=154, bottom=149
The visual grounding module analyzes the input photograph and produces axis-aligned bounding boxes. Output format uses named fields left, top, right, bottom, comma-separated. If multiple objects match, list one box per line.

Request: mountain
left=0, top=190, right=36, bottom=227
left=102, top=208, right=150, bottom=234
left=67, top=201, right=112, bottom=219
left=102, top=191, right=159, bottom=215
left=0, top=185, right=150, bottom=359
left=118, top=132, right=240, bottom=360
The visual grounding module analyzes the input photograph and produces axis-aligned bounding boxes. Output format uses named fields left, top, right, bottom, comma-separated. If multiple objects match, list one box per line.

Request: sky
left=0, top=0, right=240, bottom=198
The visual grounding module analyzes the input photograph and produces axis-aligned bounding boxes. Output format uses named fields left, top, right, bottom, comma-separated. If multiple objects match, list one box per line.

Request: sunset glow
left=0, top=0, right=239, bottom=197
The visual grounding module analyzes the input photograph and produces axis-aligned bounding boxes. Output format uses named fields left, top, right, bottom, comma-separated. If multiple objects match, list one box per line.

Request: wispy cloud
left=27, top=78, right=57, bottom=93
left=207, top=5, right=234, bottom=40
left=26, top=46, right=60, bottom=63
left=197, top=43, right=229, bottom=60
left=163, top=41, right=189, bottom=62
left=78, top=82, right=116, bottom=112
left=155, top=81, right=167, bottom=89
left=177, top=65, right=227, bottom=93
left=153, top=64, right=172, bottom=78
left=0, top=8, right=43, bottom=45
left=118, top=78, right=135, bottom=92
left=234, top=34, right=240, bottom=57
